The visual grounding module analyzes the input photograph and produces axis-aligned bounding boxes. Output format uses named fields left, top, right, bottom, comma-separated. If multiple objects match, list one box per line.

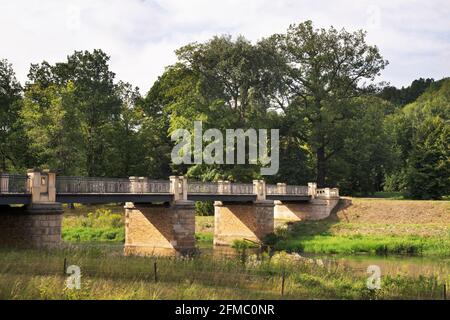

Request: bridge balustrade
left=1, top=172, right=319, bottom=198
left=266, top=184, right=308, bottom=195
left=0, top=174, right=29, bottom=194
left=56, top=176, right=172, bottom=194
left=187, top=181, right=219, bottom=194
left=230, top=183, right=254, bottom=195
left=56, top=176, right=132, bottom=194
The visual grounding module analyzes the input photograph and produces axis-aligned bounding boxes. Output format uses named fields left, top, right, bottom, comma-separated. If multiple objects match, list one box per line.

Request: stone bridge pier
left=214, top=180, right=274, bottom=246
left=124, top=176, right=196, bottom=256
left=0, top=170, right=63, bottom=248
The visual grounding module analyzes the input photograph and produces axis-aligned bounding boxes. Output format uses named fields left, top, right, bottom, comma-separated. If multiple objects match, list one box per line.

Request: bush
left=195, top=201, right=214, bottom=216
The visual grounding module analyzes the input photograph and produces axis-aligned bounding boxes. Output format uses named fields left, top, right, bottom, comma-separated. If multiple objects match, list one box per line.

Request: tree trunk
left=316, top=146, right=326, bottom=187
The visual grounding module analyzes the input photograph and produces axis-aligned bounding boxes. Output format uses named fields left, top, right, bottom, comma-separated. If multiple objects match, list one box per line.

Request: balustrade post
left=46, top=170, right=56, bottom=202
left=218, top=180, right=231, bottom=194
left=26, top=169, right=57, bottom=203
left=129, top=176, right=140, bottom=193
left=308, top=182, right=317, bottom=199
left=277, top=183, right=287, bottom=195
left=27, top=170, right=41, bottom=203
left=139, top=177, right=148, bottom=193
left=253, top=180, right=266, bottom=201
left=170, top=176, right=187, bottom=201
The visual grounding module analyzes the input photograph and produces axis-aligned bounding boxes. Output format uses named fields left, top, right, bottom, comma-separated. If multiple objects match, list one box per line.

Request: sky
left=1, top=0, right=449, bottom=94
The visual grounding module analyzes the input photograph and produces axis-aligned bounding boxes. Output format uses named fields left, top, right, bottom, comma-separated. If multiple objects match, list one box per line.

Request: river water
left=201, top=247, right=450, bottom=279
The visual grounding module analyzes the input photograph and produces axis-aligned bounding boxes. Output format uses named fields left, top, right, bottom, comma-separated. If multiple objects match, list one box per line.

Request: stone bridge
left=0, top=170, right=339, bottom=256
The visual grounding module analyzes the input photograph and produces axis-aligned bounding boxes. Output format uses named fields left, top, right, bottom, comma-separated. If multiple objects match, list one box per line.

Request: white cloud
left=0, top=0, right=448, bottom=93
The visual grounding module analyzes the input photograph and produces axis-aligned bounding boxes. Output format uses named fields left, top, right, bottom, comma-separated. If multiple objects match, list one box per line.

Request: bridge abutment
left=274, top=187, right=340, bottom=221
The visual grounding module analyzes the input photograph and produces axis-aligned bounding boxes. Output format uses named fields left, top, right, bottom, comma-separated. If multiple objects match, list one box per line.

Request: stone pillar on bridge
left=213, top=180, right=274, bottom=246
left=274, top=183, right=340, bottom=221
left=124, top=175, right=196, bottom=257
left=0, top=169, right=63, bottom=248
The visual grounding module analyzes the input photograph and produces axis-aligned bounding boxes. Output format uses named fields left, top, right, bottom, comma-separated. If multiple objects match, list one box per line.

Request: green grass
left=63, top=227, right=124, bottom=242
left=267, top=219, right=450, bottom=257
left=0, top=247, right=448, bottom=300
left=272, top=235, right=450, bottom=256
left=195, top=232, right=214, bottom=248
left=62, top=208, right=125, bottom=243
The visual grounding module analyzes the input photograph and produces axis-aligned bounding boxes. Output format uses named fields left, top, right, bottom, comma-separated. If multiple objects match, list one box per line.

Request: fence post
left=281, top=270, right=286, bottom=296
left=154, top=261, right=158, bottom=283
left=444, top=283, right=447, bottom=300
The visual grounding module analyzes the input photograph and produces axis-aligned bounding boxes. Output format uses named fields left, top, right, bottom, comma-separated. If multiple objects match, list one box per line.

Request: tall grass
left=0, top=247, right=448, bottom=300
left=62, top=209, right=124, bottom=242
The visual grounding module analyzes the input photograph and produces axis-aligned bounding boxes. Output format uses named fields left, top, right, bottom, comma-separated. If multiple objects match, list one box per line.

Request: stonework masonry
left=274, top=198, right=340, bottom=221
left=214, top=201, right=274, bottom=246
left=124, top=201, right=196, bottom=256
left=0, top=204, right=63, bottom=248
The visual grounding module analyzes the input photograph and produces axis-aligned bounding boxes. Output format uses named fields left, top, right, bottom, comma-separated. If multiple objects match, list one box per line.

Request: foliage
left=0, top=22, right=447, bottom=198
left=62, top=209, right=124, bottom=242
left=385, top=79, right=450, bottom=199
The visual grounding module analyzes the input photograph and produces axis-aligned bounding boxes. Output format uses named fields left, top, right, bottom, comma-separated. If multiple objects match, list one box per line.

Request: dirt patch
left=336, top=198, right=450, bottom=224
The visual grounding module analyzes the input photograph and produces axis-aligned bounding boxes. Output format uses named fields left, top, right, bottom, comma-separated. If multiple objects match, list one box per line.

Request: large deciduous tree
left=24, top=50, right=123, bottom=176
left=262, top=21, right=388, bottom=186
left=0, top=59, right=28, bottom=171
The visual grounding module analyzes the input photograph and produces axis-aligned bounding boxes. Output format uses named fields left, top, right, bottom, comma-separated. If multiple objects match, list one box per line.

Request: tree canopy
left=0, top=21, right=448, bottom=199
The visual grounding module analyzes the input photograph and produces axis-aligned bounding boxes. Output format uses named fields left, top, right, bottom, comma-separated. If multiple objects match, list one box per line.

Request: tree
left=327, top=96, right=396, bottom=194
left=379, top=78, right=435, bottom=106
left=385, top=79, right=450, bottom=199
left=21, top=81, right=84, bottom=174
left=405, top=116, right=449, bottom=199
left=261, top=21, right=388, bottom=186
left=25, top=50, right=122, bottom=176
left=0, top=59, right=29, bottom=171
left=162, top=37, right=278, bottom=181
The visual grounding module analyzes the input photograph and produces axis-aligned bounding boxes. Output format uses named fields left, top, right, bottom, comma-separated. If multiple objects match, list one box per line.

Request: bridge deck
left=0, top=194, right=31, bottom=205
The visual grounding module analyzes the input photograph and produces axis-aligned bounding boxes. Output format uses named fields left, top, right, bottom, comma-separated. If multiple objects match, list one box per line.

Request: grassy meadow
left=0, top=246, right=448, bottom=300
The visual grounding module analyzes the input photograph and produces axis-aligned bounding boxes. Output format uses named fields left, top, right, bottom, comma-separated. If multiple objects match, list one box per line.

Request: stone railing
left=56, top=176, right=132, bottom=194
left=230, top=183, right=254, bottom=195
left=1, top=171, right=339, bottom=201
left=266, top=183, right=308, bottom=196
left=316, top=188, right=340, bottom=199
left=187, top=181, right=219, bottom=194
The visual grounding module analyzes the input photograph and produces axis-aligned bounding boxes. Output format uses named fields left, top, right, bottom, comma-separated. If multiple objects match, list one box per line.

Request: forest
left=0, top=21, right=449, bottom=199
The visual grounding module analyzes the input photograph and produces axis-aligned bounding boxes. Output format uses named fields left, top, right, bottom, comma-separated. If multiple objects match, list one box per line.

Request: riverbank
left=268, top=198, right=450, bottom=256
